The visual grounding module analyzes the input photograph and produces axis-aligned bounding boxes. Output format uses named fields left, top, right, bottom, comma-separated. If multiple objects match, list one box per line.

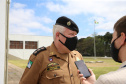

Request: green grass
left=89, top=67, right=119, bottom=79
left=8, top=60, right=28, bottom=69
left=8, top=57, right=121, bottom=79
left=83, top=57, right=121, bottom=79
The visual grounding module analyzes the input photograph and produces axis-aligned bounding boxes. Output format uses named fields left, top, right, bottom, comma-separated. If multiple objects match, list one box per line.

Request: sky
left=9, top=0, right=126, bottom=38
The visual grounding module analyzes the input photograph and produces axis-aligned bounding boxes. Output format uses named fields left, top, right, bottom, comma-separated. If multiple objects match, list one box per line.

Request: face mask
left=59, top=33, right=78, bottom=51
left=111, top=35, right=122, bottom=63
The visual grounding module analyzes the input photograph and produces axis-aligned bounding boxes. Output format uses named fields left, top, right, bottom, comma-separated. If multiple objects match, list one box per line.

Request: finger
left=80, top=77, right=85, bottom=81
left=81, top=78, right=84, bottom=83
left=88, top=68, right=94, bottom=75
left=82, top=77, right=86, bottom=80
left=77, top=70, right=80, bottom=74
left=79, top=74, right=83, bottom=78
left=80, top=77, right=86, bottom=83
left=82, top=80, right=87, bottom=84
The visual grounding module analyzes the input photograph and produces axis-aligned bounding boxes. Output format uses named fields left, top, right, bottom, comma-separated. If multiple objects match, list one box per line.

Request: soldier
left=19, top=16, right=83, bottom=84
left=78, top=15, right=126, bottom=84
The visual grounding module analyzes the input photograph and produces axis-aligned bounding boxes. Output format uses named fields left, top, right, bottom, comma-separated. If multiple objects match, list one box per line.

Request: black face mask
left=59, top=33, right=78, bottom=51
left=111, top=35, right=122, bottom=63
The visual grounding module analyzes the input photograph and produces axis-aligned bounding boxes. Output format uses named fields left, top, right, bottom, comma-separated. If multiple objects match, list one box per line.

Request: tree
left=95, top=35, right=104, bottom=56
left=76, top=37, right=94, bottom=56
left=103, top=32, right=112, bottom=56
left=76, top=32, right=112, bottom=57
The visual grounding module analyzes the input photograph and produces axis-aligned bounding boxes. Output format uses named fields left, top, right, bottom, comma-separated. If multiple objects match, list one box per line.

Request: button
left=54, top=74, right=57, bottom=77
left=70, top=74, right=73, bottom=77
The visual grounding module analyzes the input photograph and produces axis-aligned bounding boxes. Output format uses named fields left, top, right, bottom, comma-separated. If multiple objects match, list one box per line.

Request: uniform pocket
left=46, top=70, right=64, bottom=84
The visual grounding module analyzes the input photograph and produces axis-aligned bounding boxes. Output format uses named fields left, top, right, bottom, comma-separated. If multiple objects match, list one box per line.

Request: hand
left=77, top=68, right=96, bottom=84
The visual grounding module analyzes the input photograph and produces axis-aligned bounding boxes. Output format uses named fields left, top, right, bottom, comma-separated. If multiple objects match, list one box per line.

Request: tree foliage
left=76, top=32, right=112, bottom=57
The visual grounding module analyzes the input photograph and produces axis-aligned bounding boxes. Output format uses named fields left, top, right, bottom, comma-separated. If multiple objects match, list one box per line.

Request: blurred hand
left=77, top=68, right=96, bottom=84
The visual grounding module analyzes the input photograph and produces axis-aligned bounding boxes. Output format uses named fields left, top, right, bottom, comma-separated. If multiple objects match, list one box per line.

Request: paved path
left=8, top=63, right=24, bottom=84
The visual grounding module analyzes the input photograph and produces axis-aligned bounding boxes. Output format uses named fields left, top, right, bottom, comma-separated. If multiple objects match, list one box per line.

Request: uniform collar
left=49, top=42, right=69, bottom=62
left=119, top=61, right=126, bottom=68
left=70, top=51, right=77, bottom=58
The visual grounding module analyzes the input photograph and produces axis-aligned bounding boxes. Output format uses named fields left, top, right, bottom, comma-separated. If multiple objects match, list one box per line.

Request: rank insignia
left=27, top=60, right=33, bottom=69
left=67, top=21, right=71, bottom=26
left=50, top=52, right=54, bottom=55
left=47, top=62, right=59, bottom=67
left=49, top=57, right=53, bottom=62
left=47, top=66, right=60, bottom=71
left=33, top=46, right=46, bottom=56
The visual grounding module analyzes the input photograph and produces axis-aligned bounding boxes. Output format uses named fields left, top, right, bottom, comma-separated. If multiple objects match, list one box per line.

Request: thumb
left=88, top=68, right=94, bottom=75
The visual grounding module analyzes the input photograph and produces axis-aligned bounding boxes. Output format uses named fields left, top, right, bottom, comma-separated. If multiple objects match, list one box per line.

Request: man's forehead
left=114, top=30, right=117, bottom=34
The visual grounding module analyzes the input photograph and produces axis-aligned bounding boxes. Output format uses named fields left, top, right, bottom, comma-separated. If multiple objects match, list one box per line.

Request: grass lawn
left=8, top=57, right=121, bottom=79
left=83, top=57, right=121, bottom=79
left=8, top=60, right=28, bottom=69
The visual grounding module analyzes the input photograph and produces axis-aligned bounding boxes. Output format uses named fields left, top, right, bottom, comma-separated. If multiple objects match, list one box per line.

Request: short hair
left=114, top=15, right=126, bottom=36
left=53, top=25, right=65, bottom=40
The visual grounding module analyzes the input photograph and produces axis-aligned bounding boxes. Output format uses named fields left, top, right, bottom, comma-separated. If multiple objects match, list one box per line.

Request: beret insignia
left=67, top=21, right=71, bottom=26
left=33, top=46, right=46, bottom=56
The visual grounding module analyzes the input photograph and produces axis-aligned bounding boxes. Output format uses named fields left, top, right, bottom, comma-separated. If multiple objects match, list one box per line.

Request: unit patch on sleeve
left=27, top=60, right=33, bottom=69
left=33, top=46, right=46, bottom=56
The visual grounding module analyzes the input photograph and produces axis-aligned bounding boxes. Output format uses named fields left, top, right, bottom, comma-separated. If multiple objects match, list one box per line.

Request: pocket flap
left=46, top=70, right=63, bottom=79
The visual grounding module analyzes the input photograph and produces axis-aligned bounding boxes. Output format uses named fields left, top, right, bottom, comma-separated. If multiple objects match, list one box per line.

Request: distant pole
left=6, top=0, right=10, bottom=84
left=94, top=20, right=96, bottom=59
left=0, top=0, right=9, bottom=84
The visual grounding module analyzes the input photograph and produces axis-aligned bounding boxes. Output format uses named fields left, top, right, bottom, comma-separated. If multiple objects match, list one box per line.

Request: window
left=25, top=41, right=37, bottom=49
left=10, top=41, right=23, bottom=49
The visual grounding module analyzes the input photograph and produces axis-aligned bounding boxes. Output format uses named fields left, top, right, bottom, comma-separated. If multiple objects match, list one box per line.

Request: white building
left=9, top=34, right=53, bottom=59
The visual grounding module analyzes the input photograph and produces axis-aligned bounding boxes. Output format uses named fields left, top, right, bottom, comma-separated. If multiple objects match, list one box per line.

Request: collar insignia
left=49, top=57, right=53, bottom=62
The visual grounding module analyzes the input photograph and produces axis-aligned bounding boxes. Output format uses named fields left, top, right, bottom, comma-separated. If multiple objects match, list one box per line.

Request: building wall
left=9, top=34, right=53, bottom=59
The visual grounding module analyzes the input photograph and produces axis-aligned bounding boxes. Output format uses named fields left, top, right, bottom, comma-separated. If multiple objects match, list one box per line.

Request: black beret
left=55, top=16, right=79, bottom=33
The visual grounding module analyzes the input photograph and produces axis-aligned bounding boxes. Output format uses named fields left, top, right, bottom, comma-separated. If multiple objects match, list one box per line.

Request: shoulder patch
left=33, top=46, right=46, bottom=56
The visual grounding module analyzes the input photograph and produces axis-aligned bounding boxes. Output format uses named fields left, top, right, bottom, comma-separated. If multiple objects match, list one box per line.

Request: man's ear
left=56, top=32, right=60, bottom=38
left=120, top=32, right=126, bottom=45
